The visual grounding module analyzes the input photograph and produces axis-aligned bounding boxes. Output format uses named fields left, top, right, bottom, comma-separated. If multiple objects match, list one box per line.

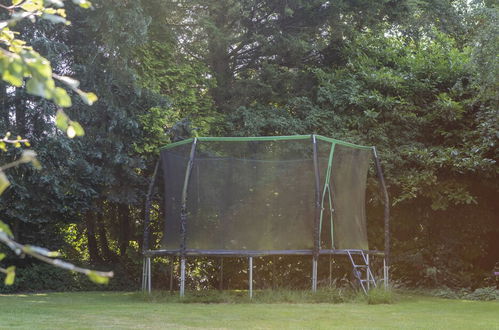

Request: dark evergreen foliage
left=0, top=0, right=497, bottom=292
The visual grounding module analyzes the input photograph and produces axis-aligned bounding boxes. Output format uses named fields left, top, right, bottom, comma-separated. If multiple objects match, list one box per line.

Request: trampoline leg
left=249, top=257, right=253, bottom=299
left=169, top=257, right=174, bottom=293
left=147, top=257, right=152, bottom=294
left=141, top=257, right=146, bottom=292
left=219, top=258, right=224, bottom=291
left=180, top=257, right=186, bottom=297
left=366, top=254, right=370, bottom=291
left=329, top=254, right=332, bottom=287
left=272, top=256, right=276, bottom=290
left=312, top=257, right=318, bottom=292
left=383, top=257, right=389, bottom=289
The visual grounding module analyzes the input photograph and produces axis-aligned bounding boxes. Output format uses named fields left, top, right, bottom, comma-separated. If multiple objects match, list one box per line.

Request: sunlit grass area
left=0, top=291, right=497, bottom=329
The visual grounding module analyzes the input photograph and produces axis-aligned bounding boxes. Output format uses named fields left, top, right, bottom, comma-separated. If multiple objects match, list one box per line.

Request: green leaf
left=25, top=54, right=52, bottom=79
left=20, top=150, right=37, bottom=164
left=67, top=126, right=76, bottom=139
left=31, top=158, right=42, bottom=170
left=26, top=78, right=50, bottom=98
left=45, top=0, right=64, bottom=8
left=0, top=171, right=10, bottom=195
left=53, top=87, right=72, bottom=107
left=2, top=60, right=24, bottom=87
left=12, top=0, right=23, bottom=6
left=21, top=2, right=42, bottom=11
left=79, top=91, right=98, bottom=105
left=88, top=271, right=109, bottom=284
left=0, top=221, right=13, bottom=238
left=55, top=109, right=69, bottom=130
left=72, top=0, right=92, bottom=9
left=4, top=266, right=15, bottom=285
left=56, top=76, right=80, bottom=89
left=41, top=13, right=69, bottom=25
left=70, top=121, right=85, bottom=136
left=0, top=253, right=5, bottom=261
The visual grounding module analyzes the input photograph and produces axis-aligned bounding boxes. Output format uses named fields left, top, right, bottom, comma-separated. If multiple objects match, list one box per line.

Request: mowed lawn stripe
left=0, top=292, right=497, bottom=329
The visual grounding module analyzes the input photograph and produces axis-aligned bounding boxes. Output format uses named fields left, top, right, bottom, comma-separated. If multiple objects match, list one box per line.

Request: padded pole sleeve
left=312, top=135, right=321, bottom=256
left=143, top=160, right=160, bottom=252
left=180, top=138, right=198, bottom=255
left=373, top=147, right=390, bottom=267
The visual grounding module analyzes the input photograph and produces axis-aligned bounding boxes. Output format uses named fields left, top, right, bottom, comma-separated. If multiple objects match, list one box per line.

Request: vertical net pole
left=142, top=160, right=160, bottom=293
left=143, top=160, right=160, bottom=253
left=179, top=138, right=198, bottom=297
left=312, top=135, right=321, bottom=292
left=319, top=143, right=336, bottom=249
left=373, top=147, right=390, bottom=287
left=249, top=257, right=253, bottom=299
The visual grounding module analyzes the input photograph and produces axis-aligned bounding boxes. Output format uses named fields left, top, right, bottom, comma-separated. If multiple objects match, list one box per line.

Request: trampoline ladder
left=346, top=250, right=377, bottom=294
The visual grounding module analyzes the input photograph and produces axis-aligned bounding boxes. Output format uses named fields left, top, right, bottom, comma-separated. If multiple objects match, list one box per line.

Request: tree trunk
left=85, top=211, right=101, bottom=263
left=118, top=204, right=130, bottom=257
left=0, top=83, right=10, bottom=128
left=14, top=88, right=26, bottom=136
left=97, top=211, right=113, bottom=261
left=206, top=2, right=233, bottom=113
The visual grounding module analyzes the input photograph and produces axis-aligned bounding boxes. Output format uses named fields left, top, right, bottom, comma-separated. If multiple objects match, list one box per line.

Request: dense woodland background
left=0, top=0, right=497, bottom=292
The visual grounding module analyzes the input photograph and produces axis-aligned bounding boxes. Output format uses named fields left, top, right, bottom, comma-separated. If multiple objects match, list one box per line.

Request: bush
left=0, top=263, right=75, bottom=293
left=429, top=286, right=498, bottom=301
left=362, top=287, right=395, bottom=305
left=0, top=261, right=139, bottom=293
left=463, top=287, right=498, bottom=301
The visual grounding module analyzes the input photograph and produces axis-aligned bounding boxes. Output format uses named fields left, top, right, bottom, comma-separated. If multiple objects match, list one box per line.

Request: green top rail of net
left=160, top=135, right=374, bottom=151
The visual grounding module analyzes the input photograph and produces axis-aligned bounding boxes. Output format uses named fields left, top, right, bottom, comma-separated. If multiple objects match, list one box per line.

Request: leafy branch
left=0, top=0, right=97, bottom=119
left=0, top=0, right=112, bottom=286
left=0, top=131, right=30, bottom=151
left=0, top=153, right=113, bottom=285
left=0, top=149, right=39, bottom=194
left=0, top=224, right=113, bottom=285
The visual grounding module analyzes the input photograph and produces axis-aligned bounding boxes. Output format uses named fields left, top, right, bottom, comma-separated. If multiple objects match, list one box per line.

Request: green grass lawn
left=0, top=291, right=497, bottom=329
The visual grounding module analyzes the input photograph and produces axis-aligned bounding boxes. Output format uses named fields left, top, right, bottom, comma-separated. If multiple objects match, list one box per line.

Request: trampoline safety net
left=158, top=135, right=373, bottom=252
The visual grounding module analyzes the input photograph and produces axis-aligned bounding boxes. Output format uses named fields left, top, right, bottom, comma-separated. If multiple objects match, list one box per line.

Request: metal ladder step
left=346, top=249, right=377, bottom=294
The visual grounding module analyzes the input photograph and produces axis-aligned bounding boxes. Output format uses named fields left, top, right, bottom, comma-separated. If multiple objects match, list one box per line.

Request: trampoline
left=142, top=135, right=390, bottom=296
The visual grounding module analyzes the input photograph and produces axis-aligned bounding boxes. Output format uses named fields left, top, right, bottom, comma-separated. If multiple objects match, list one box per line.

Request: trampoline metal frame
left=142, top=135, right=390, bottom=297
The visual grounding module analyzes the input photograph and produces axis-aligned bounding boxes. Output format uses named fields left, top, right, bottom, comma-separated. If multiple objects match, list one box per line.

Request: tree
left=137, top=0, right=498, bottom=288
left=0, top=0, right=111, bottom=285
left=0, top=0, right=496, bottom=291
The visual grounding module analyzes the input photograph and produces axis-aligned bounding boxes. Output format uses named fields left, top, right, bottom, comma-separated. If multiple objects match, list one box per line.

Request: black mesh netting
left=160, top=143, right=193, bottom=249
left=330, top=144, right=372, bottom=250
left=159, top=138, right=372, bottom=251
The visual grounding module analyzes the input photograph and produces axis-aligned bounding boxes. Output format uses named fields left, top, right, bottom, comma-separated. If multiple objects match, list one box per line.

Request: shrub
left=0, top=263, right=74, bottom=293
left=429, top=286, right=498, bottom=301
left=463, top=287, right=498, bottom=301
left=362, top=287, right=395, bottom=305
